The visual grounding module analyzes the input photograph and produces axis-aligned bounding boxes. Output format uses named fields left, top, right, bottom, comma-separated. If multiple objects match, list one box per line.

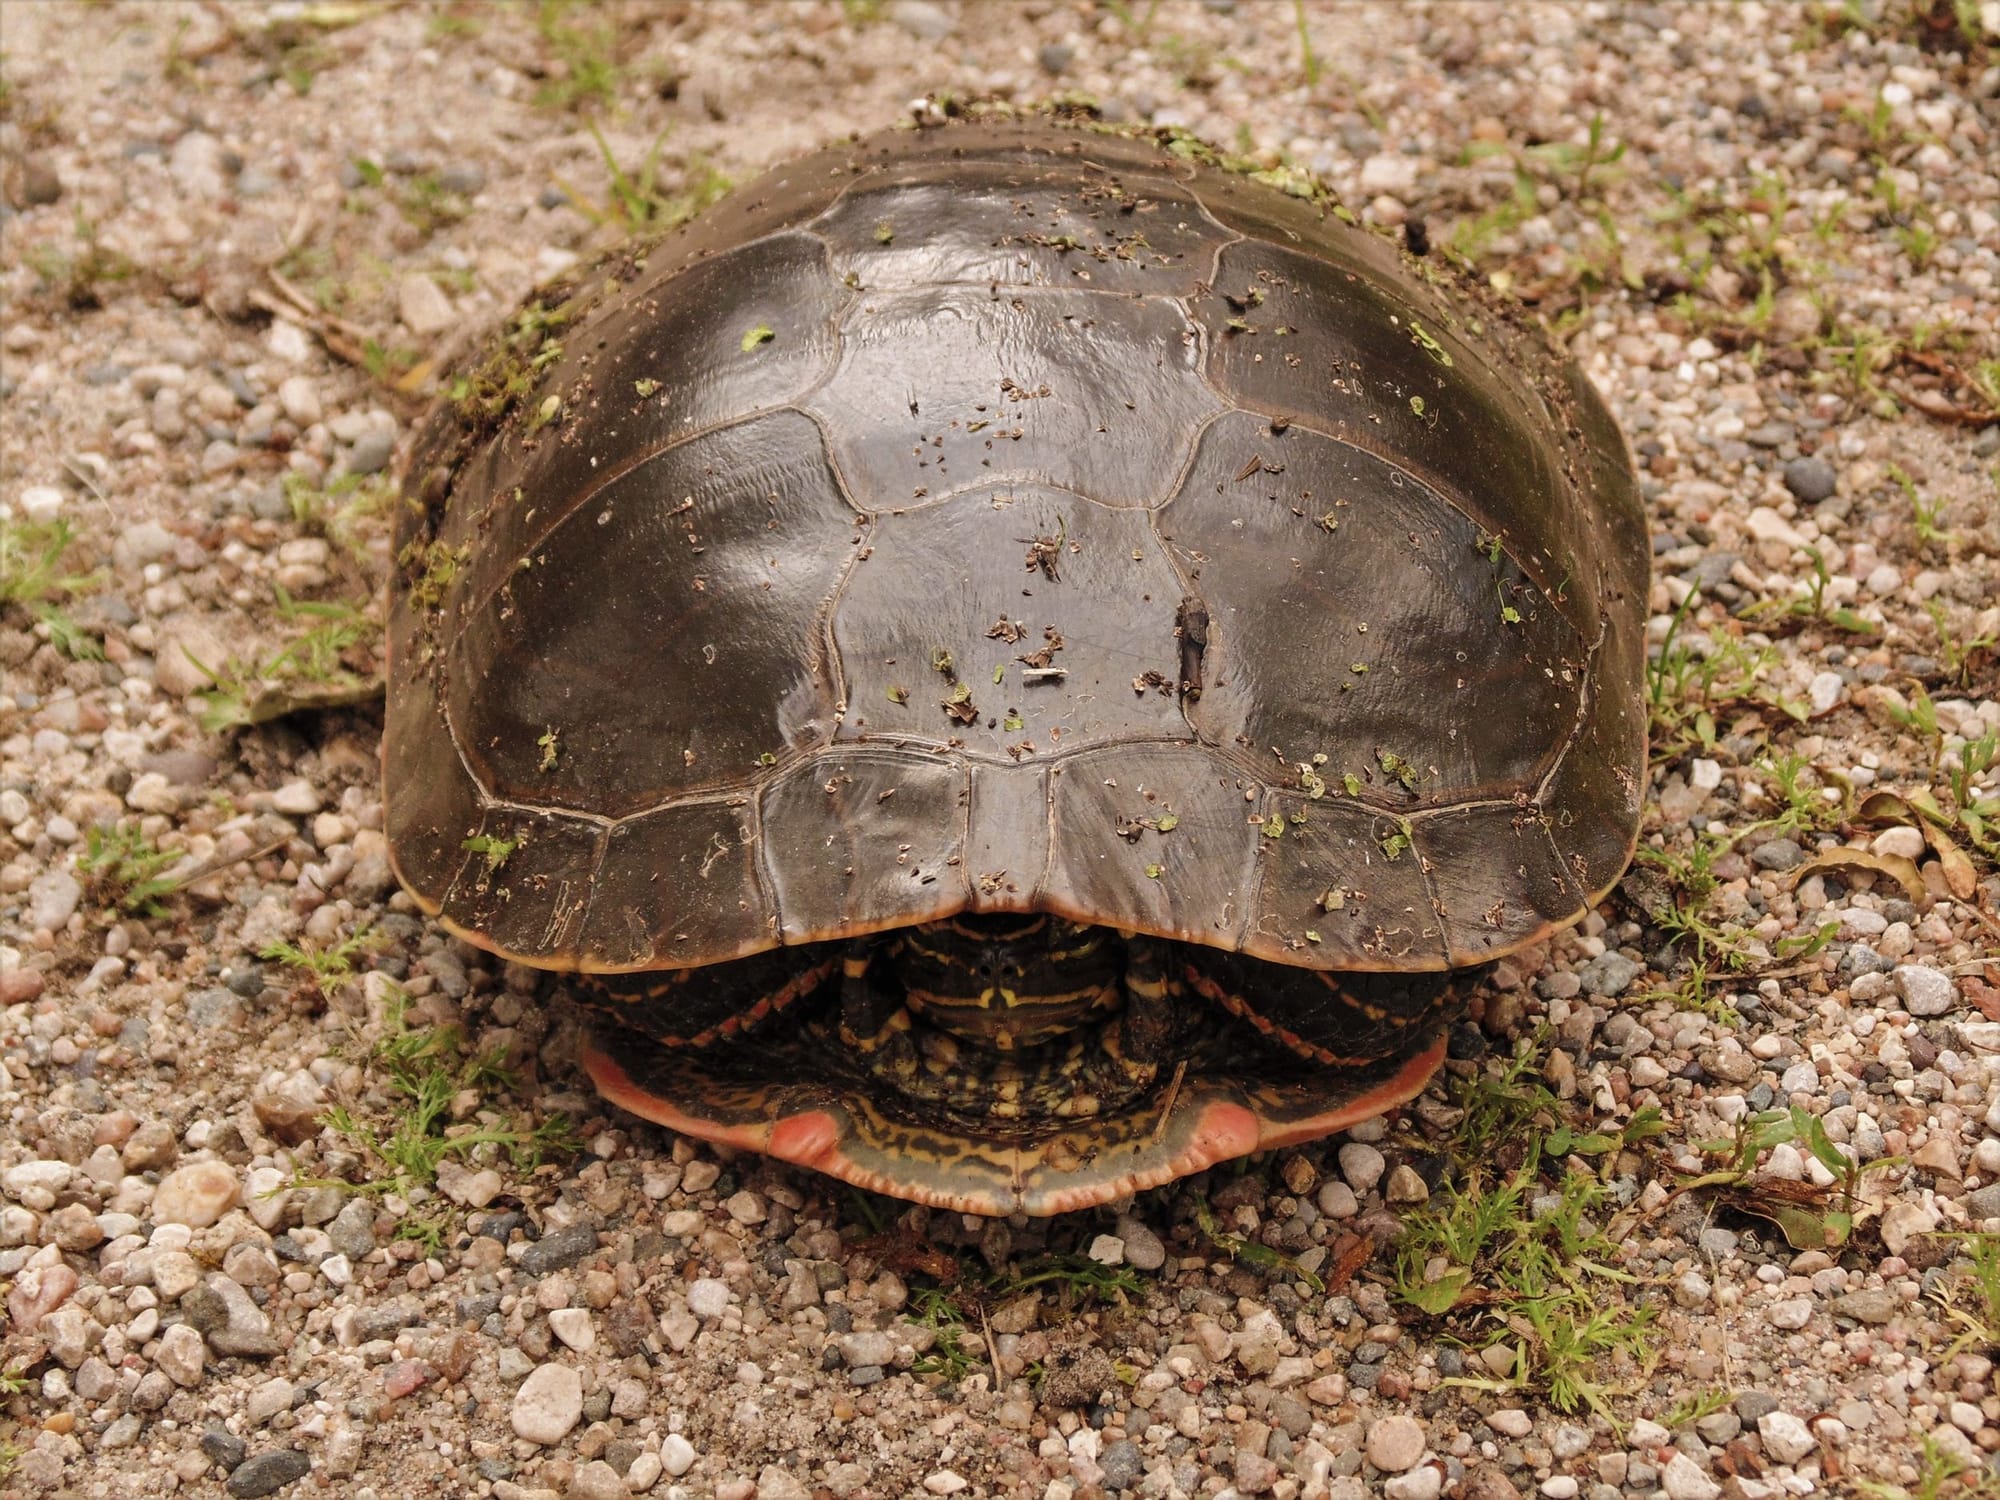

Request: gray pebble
left=345, top=430, right=395, bottom=475
left=1038, top=42, right=1075, bottom=75
left=888, top=0, right=956, bottom=39
left=1782, top=456, right=1837, bottom=503
left=201, top=1424, right=247, bottom=1471
left=1749, top=838, right=1803, bottom=872
left=519, top=1220, right=599, bottom=1276
left=184, top=1273, right=280, bottom=1356
left=1099, top=1438, right=1143, bottom=1489
left=27, top=870, right=82, bottom=932
left=1576, top=951, right=1642, bottom=998
left=1113, top=1215, right=1167, bottom=1271
left=327, top=1198, right=377, bottom=1259
left=1733, top=1390, right=1781, bottom=1423
left=837, top=1330, right=896, bottom=1368
left=223, top=1449, right=310, bottom=1497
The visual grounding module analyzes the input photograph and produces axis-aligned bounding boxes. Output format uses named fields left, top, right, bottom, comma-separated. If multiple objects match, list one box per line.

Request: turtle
left=385, top=114, right=1648, bottom=1218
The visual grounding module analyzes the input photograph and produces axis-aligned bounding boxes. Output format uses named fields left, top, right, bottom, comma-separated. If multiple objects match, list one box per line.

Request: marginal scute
left=964, top=763, right=1054, bottom=911
left=1413, top=803, right=1583, bottom=964
left=381, top=651, right=482, bottom=916
left=1041, top=745, right=1256, bottom=948
left=1246, top=796, right=1447, bottom=969
left=577, top=801, right=769, bottom=971
left=758, top=750, right=967, bottom=943
left=439, top=809, right=604, bottom=963
left=1543, top=668, right=1648, bottom=903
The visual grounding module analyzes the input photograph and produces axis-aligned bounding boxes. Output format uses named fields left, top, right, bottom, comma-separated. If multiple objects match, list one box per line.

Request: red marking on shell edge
left=578, top=1043, right=774, bottom=1153
left=1252, top=1032, right=1448, bottom=1151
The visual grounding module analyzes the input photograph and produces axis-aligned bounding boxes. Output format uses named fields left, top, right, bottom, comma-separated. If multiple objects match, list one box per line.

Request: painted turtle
left=386, top=116, right=1647, bottom=1216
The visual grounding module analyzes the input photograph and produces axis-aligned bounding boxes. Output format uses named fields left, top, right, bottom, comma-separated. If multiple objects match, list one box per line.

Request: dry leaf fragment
left=1787, top=846, right=1926, bottom=905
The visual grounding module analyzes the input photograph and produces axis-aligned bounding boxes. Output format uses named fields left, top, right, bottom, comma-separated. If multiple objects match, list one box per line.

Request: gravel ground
left=4, top=3, right=2000, bottom=1498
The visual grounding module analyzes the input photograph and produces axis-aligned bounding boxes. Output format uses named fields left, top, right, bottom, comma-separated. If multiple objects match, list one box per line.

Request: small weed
left=908, top=1286, right=979, bottom=1381
left=189, top=587, right=380, bottom=733
left=78, top=822, right=181, bottom=918
left=26, top=211, right=138, bottom=308
left=1743, top=547, right=1878, bottom=636
left=1925, top=600, right=1997, bottom=688
left=1, top=515, right=100, bottom=608
left=1647, top=588, right=1805, bottom=761
left=261, top=926, right=380, bottom=998
left=1396, top=1050, right=1654, bottom=1419
left=556, top=125, right=731, bottom=232
left=1688, top=1104, right=1900, bottom=1250
left=1002, top=1253, right=1145, bottom=1310
left=1930, top=1232, right=2000, bottom=1357
left=284, top=471, right=393, bottom=565
left=533, top=0, right=621, bottom=111
left=1661, top=1387, right=1738, bottom=1429
left=1192, top=1197, right=1324, bottom=1292
left=1855, top=1432, right=1984, bottom=1500
left=1292, top=0, right=1318, bottom=86
left=300, top=986, right=579, bottom=1196
left=35, top=606, right=104, bottom=661
left=1888, top=464, right=1953, bottom=546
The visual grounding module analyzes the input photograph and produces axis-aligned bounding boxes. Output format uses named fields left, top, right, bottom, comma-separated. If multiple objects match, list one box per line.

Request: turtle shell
left=384, top=116, right=1647, bottom=1211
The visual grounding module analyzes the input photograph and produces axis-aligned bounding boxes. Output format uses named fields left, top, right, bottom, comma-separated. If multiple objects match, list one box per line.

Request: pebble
left=185, top=1273, right=281, bottom=1356
left=1782, top=456, right=1837, bottom=503
left=1893, top=964, right=1956, bottom=1016
left=153, top=1161, right=241, bottom=1228
left=27, top=870, right=82, bottom=931
left=520, top=1220, right=600, bottom=1275
left=1578, top=950, right=1641, bottom=996
left=1114, top=1215, right=1167, bottom=1270
left=511, top=1362, right=584, bottom=1445
left=549, top=1307, right=596, bottom=1352
left=1758, top=1410, right=1815, bottom=1465
left=1367, top=1413, right=1426, bottom=1472
left=662, top=1433, right=696, bottom=1477
left=1660, top=1452, right=1721, bottom=1500
left=224, top=1450, right=311, bottom=1498
left=1384, top=1465, right=1442, bottom=1500
left=1339, top=1142, right=1386, bottom=1194
left=155, top=1321, right=207, bottom=1386
left=1385, top=1164, right=1429, bottom=1205
left=687, top=1277, right=732, bottom=1319
left=1870, top=825, right=1926, bottom=860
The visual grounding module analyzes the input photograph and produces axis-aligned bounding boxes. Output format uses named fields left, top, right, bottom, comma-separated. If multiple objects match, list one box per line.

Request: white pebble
left=1758, top=1410, right=1815, bottom=1465
left=510, top=1362, right=583, bottom=1445
left=686, top=1277, right=731, bottom=1320
left=548, top=1307, right=594, bottom=1352
left=662, top=1432, right=696, bottom=1477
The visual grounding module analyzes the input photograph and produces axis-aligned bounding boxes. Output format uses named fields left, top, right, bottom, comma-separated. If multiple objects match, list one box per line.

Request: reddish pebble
left=0, top=968, right=45, bottom=1004
left=7, top=1263, right=79, bottom=1333
left=383, top=1359, right=433, bottom=1399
